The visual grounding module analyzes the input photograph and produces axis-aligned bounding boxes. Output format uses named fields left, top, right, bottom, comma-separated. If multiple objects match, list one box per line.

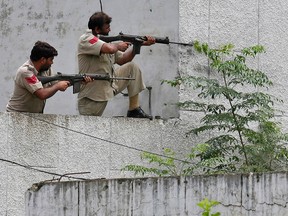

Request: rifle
left=37, top=72, right=135, bottom=94
left=98, top=32, right=193, bottom=54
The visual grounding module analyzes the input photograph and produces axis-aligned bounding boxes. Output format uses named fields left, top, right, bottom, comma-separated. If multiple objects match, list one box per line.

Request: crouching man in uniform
left=6, top=41, right=90, bottom=113
left=77, top=12, right=155, bottom=119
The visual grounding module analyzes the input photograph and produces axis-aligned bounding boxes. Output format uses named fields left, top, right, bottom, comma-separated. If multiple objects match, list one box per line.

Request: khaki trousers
left=78, top=62, right=145, bottom=116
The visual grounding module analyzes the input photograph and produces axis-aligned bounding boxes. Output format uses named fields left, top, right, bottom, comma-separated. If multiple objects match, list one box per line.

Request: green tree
left=164, top=42, right=288, bottom=173
left=123, top=42, right=288, bottom=176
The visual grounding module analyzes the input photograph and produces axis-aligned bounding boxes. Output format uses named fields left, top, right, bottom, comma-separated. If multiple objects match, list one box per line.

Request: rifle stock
left=37, top=72, right=134, bottom=94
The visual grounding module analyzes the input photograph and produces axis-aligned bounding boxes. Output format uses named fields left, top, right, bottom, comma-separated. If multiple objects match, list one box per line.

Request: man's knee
left=78, top=98, right=107, bottom=116
left=124, top=62, right=141, bottom=73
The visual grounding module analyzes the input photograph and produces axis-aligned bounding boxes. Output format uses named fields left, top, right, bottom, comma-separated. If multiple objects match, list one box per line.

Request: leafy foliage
left=164, top=41, right=288, bottom=173
left=122, top=146, right=210, bottom=176
left=123, top=42, right=288, bottom=177
left=197, top=198, right=221, bottom=216
left=122, top=148, right=177, bottom=176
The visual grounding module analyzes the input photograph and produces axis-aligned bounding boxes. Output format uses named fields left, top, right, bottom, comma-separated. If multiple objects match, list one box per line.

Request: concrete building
left=0, top=0, right=288, bottom=215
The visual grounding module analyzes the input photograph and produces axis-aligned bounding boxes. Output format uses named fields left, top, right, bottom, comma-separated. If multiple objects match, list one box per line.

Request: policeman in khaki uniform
left=6, top=41, right=78, bottom=113
left=77, top=11, right=155, bottom=119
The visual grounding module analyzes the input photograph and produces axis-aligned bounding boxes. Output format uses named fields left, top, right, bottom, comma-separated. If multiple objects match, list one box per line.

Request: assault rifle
left=99, top=32, right=193, bottom=54
left=37, top=72, right=135, bottom=94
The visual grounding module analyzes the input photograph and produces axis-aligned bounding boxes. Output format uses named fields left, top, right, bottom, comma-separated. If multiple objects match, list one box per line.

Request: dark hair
left=88, top=12, right=112, bottom=30
left=30, top=41, right=58, bottom=61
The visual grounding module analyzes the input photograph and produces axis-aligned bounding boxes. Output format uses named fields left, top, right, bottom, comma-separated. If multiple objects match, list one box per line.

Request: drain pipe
left=146, top=86, right=152, bottom=117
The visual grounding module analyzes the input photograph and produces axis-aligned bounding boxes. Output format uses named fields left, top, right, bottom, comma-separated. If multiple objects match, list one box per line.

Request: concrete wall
left=0, top=0, right=179, bottom=119
left=1, top=0, right=288, bottom=215
left=0, top=112, right=197, bottom=216
left=25, top=173, right=288, bottom=216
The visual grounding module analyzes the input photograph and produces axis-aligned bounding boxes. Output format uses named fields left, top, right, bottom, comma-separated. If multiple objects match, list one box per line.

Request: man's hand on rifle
left=116, top=42, right=131, bottom=52
left=82, top=75, right=93, bottom=84
left=142, top=36, right=156, bottom=46
left=56, top=81, right=71, bottom=92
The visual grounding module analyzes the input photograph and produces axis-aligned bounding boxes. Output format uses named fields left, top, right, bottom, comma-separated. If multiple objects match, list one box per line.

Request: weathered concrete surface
left=0, top=112, right=198, bottom=216
left=25, top=173, right=288, bottom=216
left=1, top=0, right=288, bottom=215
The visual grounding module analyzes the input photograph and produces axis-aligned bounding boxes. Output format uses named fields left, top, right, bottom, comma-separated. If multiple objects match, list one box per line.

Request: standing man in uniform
left=6, top=41, right=76, bottom=113
left=77, top=11, right=155, bottom=119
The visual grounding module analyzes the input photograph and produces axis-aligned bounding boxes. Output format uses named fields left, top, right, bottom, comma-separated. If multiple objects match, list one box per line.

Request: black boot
left=127, top=107, right=153, bottom=120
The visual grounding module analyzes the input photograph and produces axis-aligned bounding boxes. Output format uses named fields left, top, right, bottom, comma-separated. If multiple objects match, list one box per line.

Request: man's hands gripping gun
left=37, top=72, right=135, bottom=94
left=99, top=32, right=193, bottom=54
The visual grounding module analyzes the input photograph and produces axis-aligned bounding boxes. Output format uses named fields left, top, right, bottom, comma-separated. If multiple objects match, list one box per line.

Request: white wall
left=0, top=112, right=197, bottom=216
left=25, top=173, right=288, bottom=216
left=2, top=0, right=288, bottom=215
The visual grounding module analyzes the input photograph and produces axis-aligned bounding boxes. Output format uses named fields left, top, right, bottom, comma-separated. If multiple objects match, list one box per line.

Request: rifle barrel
left=111, top=77, right=135, bottom=80
left=169, top=41, right=193, bottom=46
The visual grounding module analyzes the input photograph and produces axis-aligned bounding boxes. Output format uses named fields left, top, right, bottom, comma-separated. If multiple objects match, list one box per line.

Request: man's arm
left=100, top=42, right=130, bottom=54
left=116, top=46, right=135, bottom=65
left=34, top=80, right=70, bottom=100
left=100, top=36, right=155, bottom=65
left=99, top=41, right=134, bottom=65
left=115, top=35, right=156, bottom=65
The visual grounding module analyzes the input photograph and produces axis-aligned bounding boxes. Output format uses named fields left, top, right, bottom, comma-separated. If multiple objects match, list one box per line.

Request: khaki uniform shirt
left=6, top=60, right=52, bottom=113
left=77, top=29, right=123, bottom=101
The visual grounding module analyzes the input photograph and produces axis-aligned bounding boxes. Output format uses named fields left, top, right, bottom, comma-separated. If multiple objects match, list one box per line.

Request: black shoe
left=127, top=107, right=153, bottom=120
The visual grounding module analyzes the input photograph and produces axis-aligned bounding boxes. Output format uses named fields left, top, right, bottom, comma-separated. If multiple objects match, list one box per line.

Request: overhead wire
left=0, top=112, right=195, bottom=180
left=0, top=158, right=89, bottom=181
left=99, top=0, right=103, bottom=12
left=21, top=113, right=194, bottom=165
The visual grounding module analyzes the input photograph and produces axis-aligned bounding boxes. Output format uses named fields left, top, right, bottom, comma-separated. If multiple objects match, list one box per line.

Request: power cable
left=0, top=112, right=195, bottom=180
left=21, top=113, right=194, bottom=165
left=99, top=0, right=103, bottom=12
left=0, top=158, right=89, bottom=181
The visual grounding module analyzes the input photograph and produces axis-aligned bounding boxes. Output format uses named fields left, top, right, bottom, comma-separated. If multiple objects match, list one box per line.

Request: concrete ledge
left=25, top=172, right=288, bottom=216
left=1, top=112, right=196, bottom=215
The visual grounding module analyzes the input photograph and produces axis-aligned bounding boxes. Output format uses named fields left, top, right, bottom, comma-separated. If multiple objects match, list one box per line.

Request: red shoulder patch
left=25, top=75, right=38, bottom=84
left=89, top=36, right=98, bottom=44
